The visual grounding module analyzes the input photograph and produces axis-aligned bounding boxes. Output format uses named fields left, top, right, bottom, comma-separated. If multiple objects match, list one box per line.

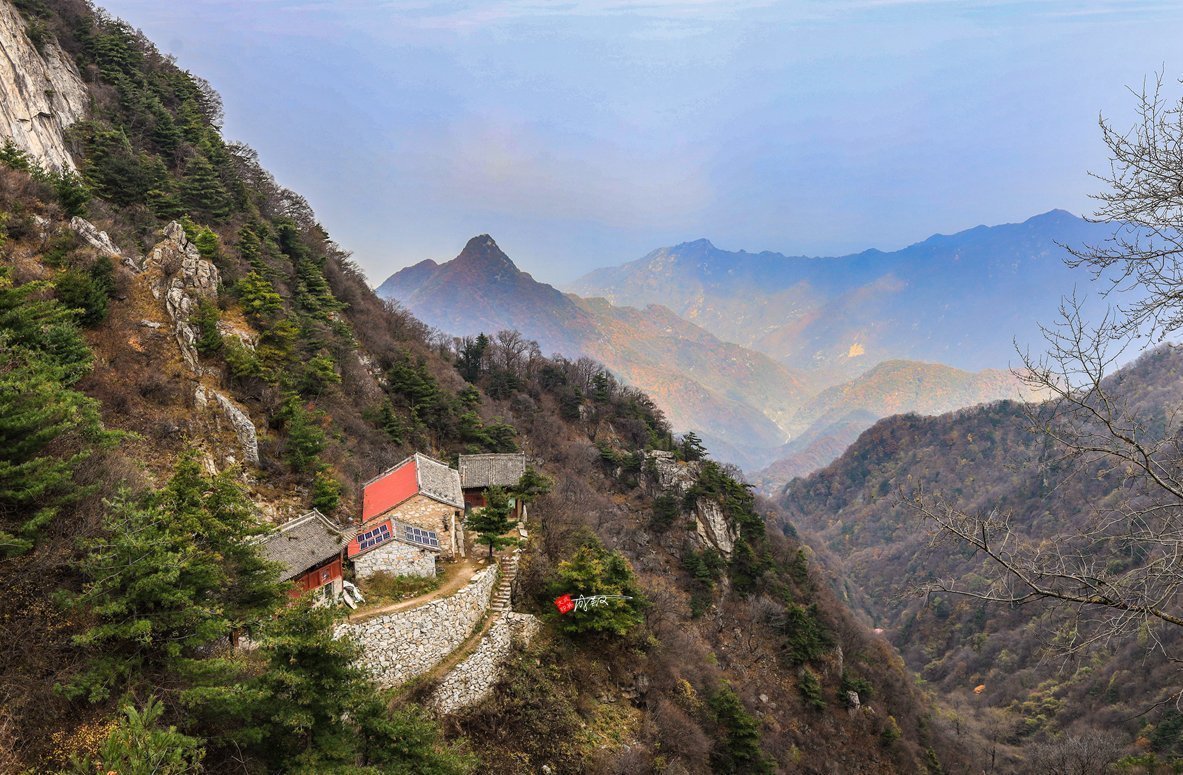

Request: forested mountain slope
left=780, top=344, right=1183, bottom=768
left=0, top=1, right=964, bottom=771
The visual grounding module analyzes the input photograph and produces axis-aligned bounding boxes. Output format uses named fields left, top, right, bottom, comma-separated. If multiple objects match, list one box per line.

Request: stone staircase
left=491, top=551, right=519, bottom=612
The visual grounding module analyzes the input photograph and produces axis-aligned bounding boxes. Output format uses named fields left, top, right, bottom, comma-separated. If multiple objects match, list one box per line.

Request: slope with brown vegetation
left=780, top=345, right=1183, bottom=769
left=0, top=0, right=963, bottom=771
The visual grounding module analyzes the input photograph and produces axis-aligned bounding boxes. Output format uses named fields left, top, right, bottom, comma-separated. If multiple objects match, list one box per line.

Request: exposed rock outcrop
left=209, top=387, right=260, bottom=467
left=0, top=0, right=88, bottom=170
left=69, top=217, right=124, bottom=260
left=148, top=222, right=219, bottom=372
left=694, top=498, right=737, bottom=556
left=645, top=450, right=697, bottom=496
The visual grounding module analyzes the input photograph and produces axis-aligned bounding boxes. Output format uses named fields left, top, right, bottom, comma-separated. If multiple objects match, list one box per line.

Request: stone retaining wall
left=338, top=563, right=498, bottom=688
left=428, top=612, right=541, bottom=716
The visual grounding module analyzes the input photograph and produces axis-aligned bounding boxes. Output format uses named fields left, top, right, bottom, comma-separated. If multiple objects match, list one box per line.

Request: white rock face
left=211, top=390, right=260, bottom=467
left=338, top=564, right=499, bottom=689
left=0, top=0, right=88, bottom=171
left=69, top=217, right=123, bottom=260
left=646, top=450, right=698, bottom=496
left=428, top=611, right=540, bottom=716
left=695, top=499, right=737, bottom=556
left=148, top=222, right=220, bottom=372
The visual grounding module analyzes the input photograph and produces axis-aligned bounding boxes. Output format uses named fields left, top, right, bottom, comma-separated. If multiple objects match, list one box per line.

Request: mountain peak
left=673, top=237, right=717, bottom=251
left=454, top=234, right=517, bottom=271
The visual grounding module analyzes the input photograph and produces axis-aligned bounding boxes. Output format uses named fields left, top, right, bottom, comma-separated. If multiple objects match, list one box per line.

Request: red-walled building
left=257, top=510, right=352, bottom=603
left=350, top=454, right=465, bottom=579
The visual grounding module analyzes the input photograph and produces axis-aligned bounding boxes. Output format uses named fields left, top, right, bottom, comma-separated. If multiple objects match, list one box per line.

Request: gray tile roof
left=413, top=453, right=464, bottom=508
left=458, top=452, right=527, bottom=490
left=257, top=510, right=351, bottom=581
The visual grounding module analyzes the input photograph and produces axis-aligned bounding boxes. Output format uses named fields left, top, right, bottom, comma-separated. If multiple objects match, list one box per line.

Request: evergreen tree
left=311, top=468, right=342, bottom=513
left=237, top=224, right=264, bottom=271
left=0, top=271, right=113, bottom=556
left=708, top=685, right=773, bottom=774
left=181, top=153, right=231, bottom=220
left=455, top=333, right=489, bottom=383
left=72, top=696, right=205, bottom=775
left=549, top=537, right=645, bottom=637
left=82, top=127, right=153, bottom=206
left=0, top=337, right=110, bottom=556
left=235, top=271, right=283, bottom=320
left=68, top=455, right=283, bottom=701
left=192, top=299, right=222, bottom=354
left=282, top=397, right=328, bottom=473
left=513, top=467, right=553, bottom=504
left=54, top=266, right=109, bottom=326
left=679, top=431, right=707, bottom=462
left=466, top=485, right=517, bottom=559
left=199, top=600, right=474, bottom=773
left=243, top=600, right=363, bottom=770
left=0, top=270, right=92, bottom=383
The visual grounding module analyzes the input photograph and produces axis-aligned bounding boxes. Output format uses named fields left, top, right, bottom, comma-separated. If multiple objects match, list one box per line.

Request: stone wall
left=353, top=539, right=436, bottom=579
left=428, top=612, right=540, bottom=716
left=338, top=563, right=498, bottom=688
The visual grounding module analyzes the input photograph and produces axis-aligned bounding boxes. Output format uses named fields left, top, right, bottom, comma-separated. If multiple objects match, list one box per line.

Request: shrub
left=798, top=667, right=826, bottom=711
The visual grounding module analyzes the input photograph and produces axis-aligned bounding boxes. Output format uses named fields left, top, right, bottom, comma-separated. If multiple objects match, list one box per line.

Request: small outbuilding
left=257, top=510, right=351, bottom=603
left=458, top=452, right=527, bottom=518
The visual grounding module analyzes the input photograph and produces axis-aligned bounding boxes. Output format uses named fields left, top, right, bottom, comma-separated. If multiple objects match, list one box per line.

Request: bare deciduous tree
left=910, top=76, right=1183, bottom=672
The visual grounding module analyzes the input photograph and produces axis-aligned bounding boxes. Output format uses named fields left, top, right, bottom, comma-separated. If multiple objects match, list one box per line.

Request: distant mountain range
left=375, top=222, right=1063, bottom=474
left=377, top=236, right=808, bottom=455
left=750, top=359, right=1027, bottom=492
left=570, top=210, right=1123, bottom=385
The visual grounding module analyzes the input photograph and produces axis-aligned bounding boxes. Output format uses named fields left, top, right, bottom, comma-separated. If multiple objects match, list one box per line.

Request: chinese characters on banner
left=552, top=593, right=631, bottom=614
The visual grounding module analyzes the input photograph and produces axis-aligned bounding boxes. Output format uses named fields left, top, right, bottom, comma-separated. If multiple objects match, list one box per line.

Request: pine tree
left=708, top=685, right=774, bottom=774
left=237, top=224, right=264, bottom=271
left=0, top=339, right=109, bottom=556
left=513, top=467, right=553, bottom=504
left=549, top=537, right=646, bottom=637
left=68, top=455, right=284, bottom=701
left=72, top=696, right=205, bottom=775
left=235, top=271, right=283, bottom=320
left=679, top=431, right=707, bottom=462
left=54, top=266, right=109, bottom=326
left=466, top=485, right=517, bottom=559
left=281, top=397, right=327, bottom=473
left=244, top=600, right=369, bottom=770
left=181, top=153, right=231, bottom=220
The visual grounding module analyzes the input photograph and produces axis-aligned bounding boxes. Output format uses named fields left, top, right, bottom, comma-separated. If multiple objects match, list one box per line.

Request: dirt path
left=348, top=556, right=486, bottom=623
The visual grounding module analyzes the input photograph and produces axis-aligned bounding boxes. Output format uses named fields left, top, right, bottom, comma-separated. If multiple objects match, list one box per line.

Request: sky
left=96, top=0, right=1183, bottom=285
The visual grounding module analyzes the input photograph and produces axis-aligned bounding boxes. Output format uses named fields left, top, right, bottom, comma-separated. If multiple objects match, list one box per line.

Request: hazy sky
left=97, top=0, right=1183, bottom=285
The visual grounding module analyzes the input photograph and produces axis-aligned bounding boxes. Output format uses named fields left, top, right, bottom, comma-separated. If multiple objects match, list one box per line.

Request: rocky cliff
left=0, top=0, right=87, bottom=170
